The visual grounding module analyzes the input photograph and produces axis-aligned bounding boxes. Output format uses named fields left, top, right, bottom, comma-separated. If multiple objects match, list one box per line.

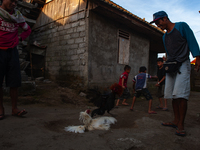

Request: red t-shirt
left=0, top=11, right=31, bottom=49
left=118, top=71, right=129, bottom=88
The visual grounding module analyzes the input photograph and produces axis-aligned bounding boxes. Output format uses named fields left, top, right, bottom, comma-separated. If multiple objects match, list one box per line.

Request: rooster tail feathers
left=64, top=125, right=85, bottom=133
left=101, top=117, right=117, bottom=124
left=92, top=117, right=117, bottom=127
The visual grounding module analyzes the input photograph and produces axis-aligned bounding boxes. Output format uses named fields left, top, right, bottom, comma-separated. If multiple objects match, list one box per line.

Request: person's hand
left=195, top=56, right=200, bottom=72
left=155, top=83, right=160, bottom=87
left=122, top=86, right=125, bottom=89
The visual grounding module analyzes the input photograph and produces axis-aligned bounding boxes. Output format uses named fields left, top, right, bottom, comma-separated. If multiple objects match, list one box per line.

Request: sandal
left=12, top=109, right=27, bottom=117
left=156, top=106, right=163, bottom=109
left=0, top=107, right=5, bottom=120
left=163, top=107, right=169, bottom=111
left=175, top=128, right=186, bottom=136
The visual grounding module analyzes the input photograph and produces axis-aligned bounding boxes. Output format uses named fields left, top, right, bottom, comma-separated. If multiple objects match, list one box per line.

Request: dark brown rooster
left=90, top=83, right=123, bottom=117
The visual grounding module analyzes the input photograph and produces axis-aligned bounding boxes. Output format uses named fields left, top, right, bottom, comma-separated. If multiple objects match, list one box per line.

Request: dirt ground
left=0, top=82, right=200, bottom=150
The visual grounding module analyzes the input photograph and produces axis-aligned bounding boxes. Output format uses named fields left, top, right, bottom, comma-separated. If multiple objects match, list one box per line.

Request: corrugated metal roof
left=99, top=0, right=164, bottom=33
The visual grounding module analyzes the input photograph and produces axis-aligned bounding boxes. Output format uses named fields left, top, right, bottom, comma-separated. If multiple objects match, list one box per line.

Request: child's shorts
left=134, top=88, right=152, bottom=100
left=157, top=84, right=165, bottom=98
left=0, top=47, right=21, bottom=88
left=119, top=88, right=130, bottom=100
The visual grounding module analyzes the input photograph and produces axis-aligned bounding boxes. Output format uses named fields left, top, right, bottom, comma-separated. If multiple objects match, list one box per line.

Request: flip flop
left=12, top=109, right=27, bottom=117
left=163, top=108, right=169, bottom=111
left=156, top=106, right=163, bottom=109
left=0, top=114, right=4, bottom=120
left=0, top=107, right=5, bottom=120
left=161, top=122, right=177, bottom=128
left=148, top=111, right=157, bottom=114
left=175, top=128, right=186, bottom=136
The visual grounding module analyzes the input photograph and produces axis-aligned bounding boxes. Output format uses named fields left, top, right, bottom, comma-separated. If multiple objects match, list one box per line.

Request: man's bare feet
left=122, top=102, right=129, bottom=106
left=148, top=111, right=157, bottom=114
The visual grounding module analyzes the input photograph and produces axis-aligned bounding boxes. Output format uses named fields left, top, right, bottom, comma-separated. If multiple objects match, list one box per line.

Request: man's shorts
left=134, top=88, right=153, bottom=100
left=164, top=59, right=191, bottom=100
left=0, top=47, right=21, bottom=87
left=119, top=87, right=130, bottom=100
left=157, top=84, right=165, bottom=98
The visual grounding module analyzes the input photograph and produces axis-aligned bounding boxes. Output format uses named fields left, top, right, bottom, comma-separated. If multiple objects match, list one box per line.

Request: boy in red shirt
left=0, top=0, right=31, bottom=120
left=116, top=65, right=131, bottom=106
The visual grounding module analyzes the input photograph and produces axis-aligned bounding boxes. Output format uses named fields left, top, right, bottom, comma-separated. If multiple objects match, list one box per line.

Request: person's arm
left=181, top=22, right=200, bottom=71
left=156, top=76, right=165, bottom=86
left=121, top=78, right=125, bottom=89
left=132, top=81, right=135, bottom=93
left=18, top=22, right=31, bottom=41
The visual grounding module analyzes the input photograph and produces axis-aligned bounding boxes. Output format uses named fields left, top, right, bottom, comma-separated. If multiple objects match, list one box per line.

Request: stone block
left=66, top=50, right=76, bottom=55
left=67, top=28, right=74, bottom=34
left=71, top=33, right=79, bottom=38
left=75, top=38, right=84, bottom=44
left=78, top=11, right=85, bottom=19
left=79, top=53, right=85, bottom=59
left=69, top=44, right=78, bottom=49
left=69, top=14, right=78, bottom=23
left=58, top=26, right=64, bottom=31
left=64, top=34, right=71, bottom=40
left=53, top=32, right=59, bottom=37
left=79, top=43, right=86, bottom=48
left=67, top=39, right=74, bottom=44
left=51, top=27, right=58, bottom=33
left=72, top=22, right=80, bottom=28
left=71, top=55, right=79, bottom=60
left=80, top=20, right=85, bottom=26
left=80, top=31, right=85, bottom=37
left=77, top=48, right=85, bottom=54
left=77, top=25, right=85, bottom=32
left=63, top=23, right=71, bottom=30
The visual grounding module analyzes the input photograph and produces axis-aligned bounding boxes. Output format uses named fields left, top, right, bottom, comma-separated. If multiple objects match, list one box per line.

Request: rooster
left=91, top=83, right=123, bottom=117
left=64, top=110, right=117, bottom=133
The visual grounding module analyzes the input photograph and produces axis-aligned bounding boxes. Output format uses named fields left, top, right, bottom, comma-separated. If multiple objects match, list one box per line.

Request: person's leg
left=177, top=98, right=187, bottom=130
left=130, top=96, right=136, bottom=110
left=171, top=99, right=180, bottom=125
left=122, top=88, right=130, bottom=105
left=116, top=99, right=120, bottom=106
left=122, top=99, right=129, bottom=105
left=148, top=99, right=153, bottom=113
left=10, top=87, right=27, bottom=116
left=164, top=98, right=168, bottom=108
left=157, top=86, right=163, bottom=108
left=10, top=87, right=18, bottom=113
left=0, top=88, right=4, bottom=118
left=158, top=97, right=163, bottom=108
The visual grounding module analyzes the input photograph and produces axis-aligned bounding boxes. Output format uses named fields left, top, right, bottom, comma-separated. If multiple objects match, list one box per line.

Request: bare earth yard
left=0, top=82, right=200, bottom=150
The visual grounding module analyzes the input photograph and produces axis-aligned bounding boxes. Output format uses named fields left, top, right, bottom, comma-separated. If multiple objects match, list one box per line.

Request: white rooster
left=64, top=110, right=117, bottom=133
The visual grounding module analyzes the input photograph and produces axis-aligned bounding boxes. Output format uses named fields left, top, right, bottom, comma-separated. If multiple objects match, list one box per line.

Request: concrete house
left=29, top=0, right=165, bottom=89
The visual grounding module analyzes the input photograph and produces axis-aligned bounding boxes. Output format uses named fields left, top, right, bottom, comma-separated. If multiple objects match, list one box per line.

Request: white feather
left=79, top=111, right=92, bottom=126
left=88, top=117, right=117, bottom=131
left=65, top=110, right=117, bottom=133
left=64, top=125, right=85, bottom=133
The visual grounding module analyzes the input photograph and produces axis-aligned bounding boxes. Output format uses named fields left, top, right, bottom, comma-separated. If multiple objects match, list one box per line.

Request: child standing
left=130, top=66, right=157, bottom=114
left=116, top=65, right=131, bottom=106
left=156, top=58, right=168, bottom=110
